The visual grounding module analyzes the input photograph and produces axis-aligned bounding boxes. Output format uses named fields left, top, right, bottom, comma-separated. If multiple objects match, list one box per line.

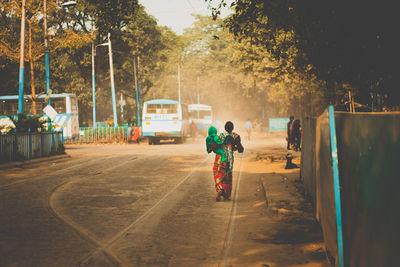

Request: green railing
left=65, top=126, right=128, bottom=144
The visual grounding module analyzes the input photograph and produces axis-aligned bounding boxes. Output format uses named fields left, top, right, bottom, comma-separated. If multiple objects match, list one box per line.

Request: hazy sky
left=139, top=0, right=233, bottom=35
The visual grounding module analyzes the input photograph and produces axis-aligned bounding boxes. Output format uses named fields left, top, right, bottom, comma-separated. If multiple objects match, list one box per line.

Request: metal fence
left=0, top=132, right=64, bottom=163
left=64, top=126, right=129, bottom=144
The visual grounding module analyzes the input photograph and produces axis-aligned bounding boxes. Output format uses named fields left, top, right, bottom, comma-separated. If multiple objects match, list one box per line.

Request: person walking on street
left=244, top=119, right=252, bottom=141
left=287, top=115, right=295, bottom=149
left=190, top=120, right=197, bottom=139
left=218, top=121, right=244, bottom=201
left=206, top=122, right=244, bottom=201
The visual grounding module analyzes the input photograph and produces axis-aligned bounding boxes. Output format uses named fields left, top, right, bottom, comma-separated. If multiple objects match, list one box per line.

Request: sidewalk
left=227, top=137, right=331, bottom=266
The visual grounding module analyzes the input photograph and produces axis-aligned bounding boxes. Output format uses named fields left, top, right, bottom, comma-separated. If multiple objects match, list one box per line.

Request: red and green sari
left=207, top=126, right=243, bottom=200
left=212, top=154, right=231, bottom=199
left=206, top=126, right=230, bottom=199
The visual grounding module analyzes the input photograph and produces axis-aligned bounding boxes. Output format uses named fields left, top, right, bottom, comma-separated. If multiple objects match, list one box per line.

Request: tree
left=0, top=0, right=90, bottom=115
left=206, top=0, right=400, bottom=108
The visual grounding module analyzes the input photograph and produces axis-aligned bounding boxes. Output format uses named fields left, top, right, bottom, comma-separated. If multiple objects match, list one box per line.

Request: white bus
left=142, top=99, right=189, bottom=144
left=188, top=104, right=212, bottom=135
left=0, top=93, right=79, bottom=138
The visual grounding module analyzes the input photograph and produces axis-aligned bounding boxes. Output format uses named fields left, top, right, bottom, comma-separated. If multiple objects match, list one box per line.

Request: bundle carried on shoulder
left=205, top=126, right=226, bottom=162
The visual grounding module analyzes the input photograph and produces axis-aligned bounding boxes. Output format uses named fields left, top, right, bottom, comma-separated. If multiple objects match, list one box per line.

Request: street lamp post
left=133, top=55, right=141, bottom=126
left=96, top=34, right=118, bottom=127
left=91, top=22, right=96, bottom=128
left=18, top=0, right=27, bottom=115
left=177, top=64, right=181, bottom=103
left=107, top=33, right=118, bottom=127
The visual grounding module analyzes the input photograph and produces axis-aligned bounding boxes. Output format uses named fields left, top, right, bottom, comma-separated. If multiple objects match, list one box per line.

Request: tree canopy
left=207, top=0, right=399, bottom=109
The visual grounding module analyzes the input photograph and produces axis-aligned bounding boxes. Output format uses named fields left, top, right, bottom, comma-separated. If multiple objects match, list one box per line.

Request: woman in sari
left=218, top=121, right=244, bottom=200
left=206, top=122, right=244, bottom=201
left=206, top=126, right=228, bottom=201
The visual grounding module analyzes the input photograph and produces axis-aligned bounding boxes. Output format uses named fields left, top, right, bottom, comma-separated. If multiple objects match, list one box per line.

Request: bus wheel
left=174, top=137, right=182, bottom=144
left=148, top=138, right=153, bottom=145
left=153, top=138, right=160, bottom=145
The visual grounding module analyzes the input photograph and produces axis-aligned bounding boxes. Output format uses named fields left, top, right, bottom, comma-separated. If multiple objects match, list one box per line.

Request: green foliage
left=10, top=114, right=45, bottom=133
left=207, top=0, right=399, bottom=108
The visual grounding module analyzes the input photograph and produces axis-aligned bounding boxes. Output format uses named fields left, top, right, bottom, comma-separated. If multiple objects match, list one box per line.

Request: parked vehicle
left=142, top=99, right=189, bottom=144
left=0, top=93, right=79, bottom=138
left=188, top=104, right=212, bottom=136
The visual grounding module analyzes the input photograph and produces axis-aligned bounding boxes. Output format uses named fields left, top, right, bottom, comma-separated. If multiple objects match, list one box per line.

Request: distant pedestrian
left=190, top=120, right=197, bottom=139
left=287, top=115, right=295, bottom=150
left=244, top=119, right=252, bottom=141
left=131, top=126, right=140, bottom=143
left=292, top=119, right=301, bottom=151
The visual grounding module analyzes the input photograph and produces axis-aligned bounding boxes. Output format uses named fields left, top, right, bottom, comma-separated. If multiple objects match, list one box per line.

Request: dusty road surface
left=0, top=134, right=331, bottom=267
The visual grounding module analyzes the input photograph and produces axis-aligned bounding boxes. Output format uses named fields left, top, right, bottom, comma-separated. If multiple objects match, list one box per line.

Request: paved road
left=0, top=136, right=330, bottom=267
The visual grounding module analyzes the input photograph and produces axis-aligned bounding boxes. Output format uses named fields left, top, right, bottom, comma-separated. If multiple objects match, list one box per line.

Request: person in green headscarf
left=206, top=125, right=228, bottom=201
left=206, top=126, right=226, bottom=161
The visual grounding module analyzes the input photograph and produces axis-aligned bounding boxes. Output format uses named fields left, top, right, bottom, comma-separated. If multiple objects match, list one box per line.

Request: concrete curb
left=260, top=172, right=299, bottom=213
left=0, top=154, right=71, bottom=170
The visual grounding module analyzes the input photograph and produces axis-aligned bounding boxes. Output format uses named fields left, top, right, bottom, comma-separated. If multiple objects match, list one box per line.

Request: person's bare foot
left=216, top=191, right=223, bottom=201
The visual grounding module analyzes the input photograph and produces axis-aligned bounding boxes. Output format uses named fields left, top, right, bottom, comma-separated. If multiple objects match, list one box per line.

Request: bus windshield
left=189, top=110, right=212, bottom=119
left=146, top=104, right=178, bottom=114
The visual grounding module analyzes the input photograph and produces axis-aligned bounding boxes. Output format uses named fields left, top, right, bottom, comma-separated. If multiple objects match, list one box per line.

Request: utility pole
left=18, top=0, right=26, bottom=115
left=43, top=0, right=51, bottom=106
left=107, top=33, right=118, bottom=127
left=178, top=64, right=181, bottom=103
left=133, top=55, right=140, bottom=126
left=196, top=76, right=200, bottom=104
left=91, top=22, right=96, bottom=127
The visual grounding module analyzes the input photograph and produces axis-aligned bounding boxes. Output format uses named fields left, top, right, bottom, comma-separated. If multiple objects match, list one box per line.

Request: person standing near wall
left=292, top=119, right=301, bottom=151
left=287, top=115, right=295, bottom=149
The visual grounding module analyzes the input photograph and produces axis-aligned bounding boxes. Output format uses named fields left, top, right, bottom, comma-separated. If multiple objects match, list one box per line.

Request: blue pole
left=328, top=105, right=344, bottom=267
left=18, top=68, right=25, bottom=115
left=18, top=0, right=26, bottom=116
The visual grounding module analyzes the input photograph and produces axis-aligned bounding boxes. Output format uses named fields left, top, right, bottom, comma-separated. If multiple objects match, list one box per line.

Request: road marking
left=0, top=155, right=125, bottom=190
left=79, top=154, right=211, bottom=266
left=221, top=153, right=244, bottom=267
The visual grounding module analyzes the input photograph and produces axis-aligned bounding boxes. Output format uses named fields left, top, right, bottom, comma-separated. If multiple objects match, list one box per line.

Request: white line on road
left=221, top=152, right=244, bottom=267
left=79, top=154, right=212, bottom=266
left=0, top=154, right=125, bottom=190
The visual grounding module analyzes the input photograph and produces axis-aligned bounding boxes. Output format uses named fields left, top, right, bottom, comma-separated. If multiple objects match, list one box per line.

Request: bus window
left=146, top=104, right=177, bottom=114
left=199, top=110, right=212, bottom=119
left=52, top=98, right=66, bottom=113
left=70, top=97, right=78, bottom=113
left=0, top=99, right=18, bottom=114
left=188, top=110, right=198, bottom=119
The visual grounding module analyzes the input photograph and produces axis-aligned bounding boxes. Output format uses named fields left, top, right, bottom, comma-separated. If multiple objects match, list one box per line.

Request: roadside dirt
left=0, top=135, right=331, bottom=267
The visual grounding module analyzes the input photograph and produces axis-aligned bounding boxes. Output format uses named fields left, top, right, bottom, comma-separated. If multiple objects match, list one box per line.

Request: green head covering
left=206, top=126, right=226, bottom=162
